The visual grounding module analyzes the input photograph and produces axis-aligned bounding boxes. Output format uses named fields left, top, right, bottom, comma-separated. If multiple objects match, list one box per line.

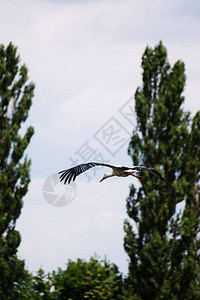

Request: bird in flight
left=58, top=162, right=172, bottom=188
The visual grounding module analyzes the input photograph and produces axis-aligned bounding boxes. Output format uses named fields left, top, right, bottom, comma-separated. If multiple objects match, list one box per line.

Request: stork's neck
left=105, top=173, right=114, bottom=178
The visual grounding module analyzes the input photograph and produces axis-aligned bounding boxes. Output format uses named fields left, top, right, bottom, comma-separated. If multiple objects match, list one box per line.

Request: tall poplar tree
left=124, top=42, right=200, bottom=299
left=0, top=42, right=35, bottom=298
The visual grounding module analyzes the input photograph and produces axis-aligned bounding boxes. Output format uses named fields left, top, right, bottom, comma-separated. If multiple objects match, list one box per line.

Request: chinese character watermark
left=68, top=141, right=109, bottom=182
left=93, top=117, right=130, bottom=156
left=43, top=95, right=136, bottom=206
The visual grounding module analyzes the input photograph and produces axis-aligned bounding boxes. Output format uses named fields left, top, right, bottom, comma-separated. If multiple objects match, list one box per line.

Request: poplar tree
left=124, top=42, right=200, bottom=299
left=0, top=42, right=35, bottom=298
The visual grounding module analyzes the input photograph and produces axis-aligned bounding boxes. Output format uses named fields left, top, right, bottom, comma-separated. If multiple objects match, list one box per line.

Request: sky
left=0, top=0, right=200, bottom=275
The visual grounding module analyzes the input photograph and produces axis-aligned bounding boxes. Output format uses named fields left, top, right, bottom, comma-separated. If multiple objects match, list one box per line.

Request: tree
left=124, top=42, right=200, bottom=299
left=0, top=42, right=35, bottom=299
left=29, top=268, right=52, bottom=300
left=51, top=255, right=123, bottom=299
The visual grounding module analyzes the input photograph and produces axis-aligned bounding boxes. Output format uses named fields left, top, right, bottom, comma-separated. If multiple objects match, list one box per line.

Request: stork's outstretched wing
left=58, top=162, right=114, bottom=184
left=130, top=166, right=172, bottom=188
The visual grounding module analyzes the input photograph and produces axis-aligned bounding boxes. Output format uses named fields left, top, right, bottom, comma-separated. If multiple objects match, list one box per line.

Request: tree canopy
left=124, top=41, right=200, bottom=299
left=0, top=42, right=35, bottom=299
left=51, top=256, right=123, bottom=300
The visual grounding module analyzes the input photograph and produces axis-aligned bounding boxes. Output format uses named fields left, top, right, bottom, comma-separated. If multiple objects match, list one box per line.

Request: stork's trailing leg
left=129, top=173, right=142, bottom=180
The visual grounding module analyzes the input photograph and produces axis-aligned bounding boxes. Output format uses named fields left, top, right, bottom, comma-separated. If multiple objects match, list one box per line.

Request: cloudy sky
left=0, top=0, right=200, bottom=275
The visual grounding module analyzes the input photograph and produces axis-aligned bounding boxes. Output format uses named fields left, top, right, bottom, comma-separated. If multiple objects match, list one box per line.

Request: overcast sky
left=0, top=0, right=200, bottom=275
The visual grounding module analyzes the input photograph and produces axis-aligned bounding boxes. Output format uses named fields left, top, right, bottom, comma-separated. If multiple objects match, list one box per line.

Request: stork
left=58, top=162, right=172, bottom=188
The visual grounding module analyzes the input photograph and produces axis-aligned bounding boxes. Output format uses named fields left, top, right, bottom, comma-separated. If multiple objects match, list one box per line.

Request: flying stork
left=58, top=162, right=172, bottom=188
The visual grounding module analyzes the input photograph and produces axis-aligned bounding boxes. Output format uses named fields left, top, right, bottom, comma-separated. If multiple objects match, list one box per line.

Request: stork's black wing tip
left=160, top=176, right=173, bottom=189
left=58, top=169, right=66, bottom=174
left=166, top=181, right=173, bottom=189
left=168, top=182, right=173, bottom=190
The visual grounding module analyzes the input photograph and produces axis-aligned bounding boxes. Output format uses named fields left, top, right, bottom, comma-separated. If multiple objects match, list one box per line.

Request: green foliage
left=28, top=269, right=52, bottom=300
left=0, top=42, right=35, bottom=298
left=51, top=256, right=123, bottom=299
left=124, top=42, right=200, bottom=299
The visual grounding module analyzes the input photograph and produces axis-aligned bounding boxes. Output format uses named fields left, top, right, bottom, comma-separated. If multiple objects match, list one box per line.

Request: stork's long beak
left=99, top=177, right=105, bottom=183
left=99, top=175, right=106, bottom=183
